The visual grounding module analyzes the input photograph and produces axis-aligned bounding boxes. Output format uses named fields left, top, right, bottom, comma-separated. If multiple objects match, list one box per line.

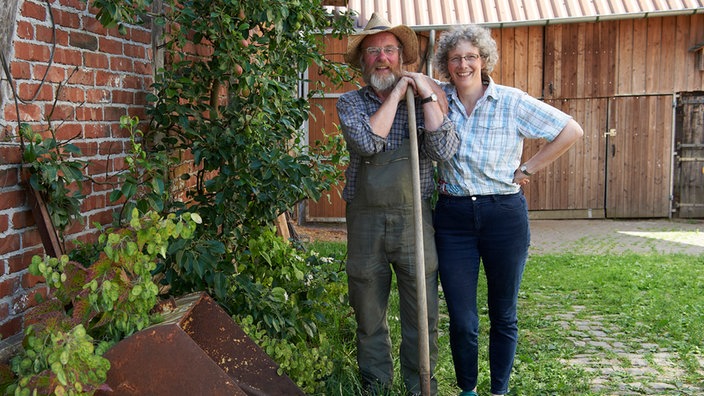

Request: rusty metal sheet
left=180, top=293, right=306, bottom=396
left=97, top=292, right=304, bottom=396
left=98, top=323, right=246, bottom=395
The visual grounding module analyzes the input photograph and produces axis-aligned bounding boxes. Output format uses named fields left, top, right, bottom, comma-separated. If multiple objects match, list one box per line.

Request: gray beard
left=369, top=72, right=398, bottom=92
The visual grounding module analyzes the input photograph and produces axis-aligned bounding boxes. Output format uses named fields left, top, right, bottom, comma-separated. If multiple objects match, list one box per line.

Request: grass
left=307, top=240, right=704, bottom=395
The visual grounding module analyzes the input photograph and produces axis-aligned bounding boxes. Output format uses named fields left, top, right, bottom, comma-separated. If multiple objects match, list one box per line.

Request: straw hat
left=344, top=12, right=418, bottom=69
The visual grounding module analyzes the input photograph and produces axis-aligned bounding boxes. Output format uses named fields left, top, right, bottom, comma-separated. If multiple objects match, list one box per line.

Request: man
left=336, top=12, right=459, bottom=396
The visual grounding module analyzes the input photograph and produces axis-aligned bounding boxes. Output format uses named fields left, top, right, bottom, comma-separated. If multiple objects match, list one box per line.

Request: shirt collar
left=445, top=76, right=497, bottom=114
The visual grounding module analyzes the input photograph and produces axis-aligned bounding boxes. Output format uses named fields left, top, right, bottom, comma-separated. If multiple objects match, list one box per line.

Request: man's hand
left=403, top=72, right=449, bottom=114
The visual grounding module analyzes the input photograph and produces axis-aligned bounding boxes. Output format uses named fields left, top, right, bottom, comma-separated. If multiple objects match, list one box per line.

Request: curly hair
left=433, top=25, right=499, bottom=80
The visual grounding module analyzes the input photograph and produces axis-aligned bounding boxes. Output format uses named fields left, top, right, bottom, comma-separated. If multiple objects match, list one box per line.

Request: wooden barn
left=303, top=0, right=704, bottom=222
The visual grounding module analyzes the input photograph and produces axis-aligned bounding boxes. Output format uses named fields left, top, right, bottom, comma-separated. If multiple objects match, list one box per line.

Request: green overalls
left=346, top=140, right=439, bottom=395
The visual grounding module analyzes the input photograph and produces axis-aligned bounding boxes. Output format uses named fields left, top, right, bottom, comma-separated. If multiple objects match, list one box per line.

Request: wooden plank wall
left=676, top=94, right=704, bottom=218
left=305, top=13, right=704, bottom=221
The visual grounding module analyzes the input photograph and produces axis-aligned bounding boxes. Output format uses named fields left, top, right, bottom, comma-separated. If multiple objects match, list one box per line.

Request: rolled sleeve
left=337, top=92, right=387, bottom=155
left=420, top=115, right=459, bottom=162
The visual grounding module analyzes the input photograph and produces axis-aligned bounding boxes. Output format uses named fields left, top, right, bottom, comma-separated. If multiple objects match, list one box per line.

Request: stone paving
left=554, top=306, right=704, bottom=395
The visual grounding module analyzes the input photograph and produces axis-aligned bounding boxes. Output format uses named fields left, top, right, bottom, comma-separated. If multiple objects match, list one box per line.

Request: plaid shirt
left=438, top=77, right=572, bottom=196
left=337, top=86, right=459, bottom=202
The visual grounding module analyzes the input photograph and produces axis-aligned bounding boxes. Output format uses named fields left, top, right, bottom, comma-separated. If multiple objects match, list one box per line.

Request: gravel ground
left=527, top=218, right=704, bottom=255
left=294, top=218, right=704, bottom=256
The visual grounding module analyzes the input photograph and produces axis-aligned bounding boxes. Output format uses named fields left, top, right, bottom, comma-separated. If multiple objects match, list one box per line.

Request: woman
left=432, top=25, right=583, bottom=396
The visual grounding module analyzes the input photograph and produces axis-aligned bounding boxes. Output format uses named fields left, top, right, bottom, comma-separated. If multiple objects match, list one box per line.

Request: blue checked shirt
left=438, top=77, right=572, bottom=196
left=337, top=85, right=459, bottom=202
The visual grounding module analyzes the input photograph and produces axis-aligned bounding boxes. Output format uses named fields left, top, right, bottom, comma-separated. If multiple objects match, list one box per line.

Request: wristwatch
left=420, top=93, right=438, bottom=105
left=519, top=164, right=532, bottom=176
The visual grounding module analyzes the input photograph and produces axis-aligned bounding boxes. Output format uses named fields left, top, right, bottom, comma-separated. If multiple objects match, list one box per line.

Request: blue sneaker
left=459, top=391, right=478, bottom=396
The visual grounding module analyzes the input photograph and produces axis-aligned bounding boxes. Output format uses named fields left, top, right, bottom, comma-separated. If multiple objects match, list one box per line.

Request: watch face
left=431, top=93, right=437, bottom=101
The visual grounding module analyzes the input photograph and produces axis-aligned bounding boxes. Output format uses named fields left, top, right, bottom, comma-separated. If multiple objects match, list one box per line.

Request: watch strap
left=420, top=94, right=437, bottom=105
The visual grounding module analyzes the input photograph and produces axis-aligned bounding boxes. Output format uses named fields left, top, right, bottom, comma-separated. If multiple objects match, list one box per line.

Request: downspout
left=669, top=93, right=678, bottom=219
left=426, top=29, right=435, bottom=77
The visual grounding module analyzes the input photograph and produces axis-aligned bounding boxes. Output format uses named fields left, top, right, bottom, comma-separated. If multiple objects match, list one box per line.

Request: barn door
left=605, top=96, right=673, bottom=218
left=674, top=93, right=704, bottom=218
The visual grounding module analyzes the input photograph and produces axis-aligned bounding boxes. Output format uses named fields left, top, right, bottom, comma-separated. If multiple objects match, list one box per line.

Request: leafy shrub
left=2, top=210, right=201, bottom=395
left=226, top=228, right=350, bottom=393
left=19, top=123, right=86, bottom=240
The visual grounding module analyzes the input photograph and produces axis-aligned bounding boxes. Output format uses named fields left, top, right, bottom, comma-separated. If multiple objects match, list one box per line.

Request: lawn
left=307, top=241, right=704, bottom=395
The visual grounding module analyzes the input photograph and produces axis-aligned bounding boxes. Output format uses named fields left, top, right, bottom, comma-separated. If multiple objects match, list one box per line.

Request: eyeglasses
left=449, top=54, right=481, bottom=65
left=363, top=46, right=402, bottom=57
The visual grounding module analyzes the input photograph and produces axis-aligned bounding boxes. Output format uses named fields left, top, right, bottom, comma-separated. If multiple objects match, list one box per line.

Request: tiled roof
left=332, top=0, right=704, bottom=29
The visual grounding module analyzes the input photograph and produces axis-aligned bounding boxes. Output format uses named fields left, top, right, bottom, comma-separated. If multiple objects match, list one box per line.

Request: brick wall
left=0, top=0, right=154, bottom=339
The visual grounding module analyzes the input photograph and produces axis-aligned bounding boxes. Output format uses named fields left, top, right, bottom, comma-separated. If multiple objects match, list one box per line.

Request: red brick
left=45, top=103, right=75, bottom=121
left=4, top=103, right=42, bottom=121
left=133, top=60, right=151, bottom=75
left=86, top=158, right=108, bottom=175
left=0, top=278, right=20, bottom=298
left=83, top=16, right=107, bottom=35
left=130, top=28, right=152, bottom=45
left=84, top=52, right=109, bottom=69
left=21, top=0, right=46, bottom=21
left=67, top=68, right=95, bottom=85
left=0, top=168, right=19, bottom=188
left=110, top=56, right=133, bottom=72
left=0, top=147, right=22, bottom=165
left=31, top=65, right=65, bottom=83
left=127, top=106, right=147, bottom=121
left=71, top=230, right=100, bottom=246
left=21, top=228, right=43, bottom=251
left=75, top=106, right=104, bottom=122
left=59, top=0, right=86, bottom=10
left=122, top=75, right=143, bottom=90
left=86, top=88, right=110, bottom=103
left=14, top=42, right=51, bottom=62
left=81, top=193, right=106, bottom=212
left=96, top=71, right=121, bottom=87
left=10, top=62, right=31, bottom=80
left=35, top=25, right=68, bottom=46
left=70, top=31, right=98, bottom=51
left=0, top=303, right=8, bottom=320
left=83, top=122, right=110, bottom=137
left=99, top=140, right=124, bottom=156
left=53, top=9, right=81, bottom=29
left=13, top=290, right=41, bottom=313
left=0, top=234, right=20, bottom=255
left=134, top=91, right=148, bottom=106
left=0, top=190, right=25, bottom=211
left=99, top=37, right=123, bottom=55
left=112, top=90, right=134, bottom=104
left=111, top=156, right=127, bottom=172
left=124, top=43, right=146, bottom=59
left=0, top=316, right=23, bottom=340
left=7, top=248, right=43, bottom=275
left=73, top=141, right=98, bottom=156
left=64, top=218, right=86, bottom=235
left=16, top=21, right=33, bottom=40
left=22, top=272, right=46, bottom=289
left=11, top=210, right=34, bottom=230
left=0, top=214, right=8, bottom=233
left=57, top=86, right=85, bottom=102
left=18, top=82, right=53, bottom=101
left=88, top=209, right=115, bottom=227
left=91, top=176, right=113, bottom=192
left=104, top=106, right=127, bottom=121
left=54, top=122, right=83, bottom=141
left=54, top=47, right=83, bottom=66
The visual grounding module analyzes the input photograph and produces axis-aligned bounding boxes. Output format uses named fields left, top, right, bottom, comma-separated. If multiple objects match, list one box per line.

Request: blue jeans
left=434, top=193, right=530, bottom=395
